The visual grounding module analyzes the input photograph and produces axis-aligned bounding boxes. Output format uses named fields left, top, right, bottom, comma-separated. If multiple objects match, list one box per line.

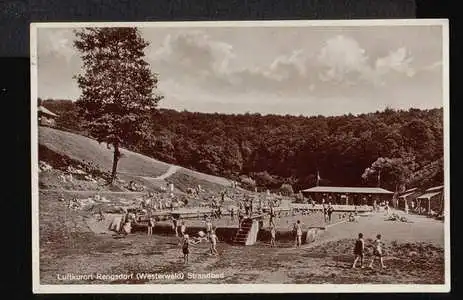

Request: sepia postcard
left=31, top=19, right=450, bottom=293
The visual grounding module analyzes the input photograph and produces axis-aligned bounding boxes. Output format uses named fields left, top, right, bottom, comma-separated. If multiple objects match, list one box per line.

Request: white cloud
left=375, top=47, right=415, bottom=78
left=150, top=31, right=432, bottom=102
left=268, top=49, right=307, bottom=80
left=150, top=31, right=236, bottom=77
left=317, top=35, right=370, bottom=83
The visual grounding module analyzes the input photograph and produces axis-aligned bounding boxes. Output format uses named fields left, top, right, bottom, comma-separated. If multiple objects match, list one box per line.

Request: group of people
left=140, top=191, right=185, bottom=212
left=322, top=203, right=335, bottom=223
left=180, top=217, right=220, bottom=264
left=352, top=233, right=386, bottom=269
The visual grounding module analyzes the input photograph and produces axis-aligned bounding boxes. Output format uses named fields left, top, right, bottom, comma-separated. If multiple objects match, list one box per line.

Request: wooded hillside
left=41, top=98, right=444, bottom=193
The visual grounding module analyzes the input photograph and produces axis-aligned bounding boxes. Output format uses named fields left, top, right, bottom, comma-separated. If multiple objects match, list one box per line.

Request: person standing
left=352, top=233, right=365, bottom=268
left=147, top=216, right=155, bottom=236
left=182, top=234, right=191, bottom=264
left=172, top=215, right=179, bottom=237
left=205, top=217, right=213, bottom=238
left=180, top=220, right=187, bottom=237
left=293, top=220, right=303, bottom=248
left=368, top=234, right=386, bottom=269
left=322, top=203, right=328, bottom=222
left=230, top=207, right=235, bottom=221
left=270, top=225, right=276, bottom=247
left=327, top=203, right=334, bottom=223
left=244, top=198, right=251, bottom=216
left=238, top=208, right=244, bottom=229
left=209, top=230, right=219, bottom=256
left=269, top=205, right=276, bottom=228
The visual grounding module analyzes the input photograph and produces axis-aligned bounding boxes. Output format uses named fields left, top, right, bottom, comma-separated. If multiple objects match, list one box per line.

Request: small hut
left=416, top=185, right=444, bottom=216
left=38, top=106, right=58, bottom=127
left=398, top=187, right=419, bottom=211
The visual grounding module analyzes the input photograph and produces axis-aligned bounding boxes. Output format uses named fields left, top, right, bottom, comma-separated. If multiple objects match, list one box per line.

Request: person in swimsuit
left=172, top=216, right=179, bottom=237
left=180, top=220, right=187, bottom=237
left=270, top=225, right=276, bottom=247
left=209, top=230, right=219, bottom=256
left=182, top=234, right=192, bottom=264
left=352, top=233, right=365, bottom=268
left=322, top=204, right=328, bottom=222
left=294, top=220, right=303, bottom=248
left=147, top=216, right=155, bottom=236
left=368, top=234, right=386, bottom=269
left=205, top=218, right=213, bottom=238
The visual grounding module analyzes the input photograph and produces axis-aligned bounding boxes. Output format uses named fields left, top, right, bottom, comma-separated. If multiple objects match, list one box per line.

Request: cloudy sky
left=36, top=23, right=444, bottom=116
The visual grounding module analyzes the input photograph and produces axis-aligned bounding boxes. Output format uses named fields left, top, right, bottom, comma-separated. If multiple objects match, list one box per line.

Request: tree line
left=41, top=98, right=444, bottom=193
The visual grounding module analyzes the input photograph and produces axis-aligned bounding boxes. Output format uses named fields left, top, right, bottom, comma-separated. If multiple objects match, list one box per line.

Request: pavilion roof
left=301, top=186, right=393, bottom=194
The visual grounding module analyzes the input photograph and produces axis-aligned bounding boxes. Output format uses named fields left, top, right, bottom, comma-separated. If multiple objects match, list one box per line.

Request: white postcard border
left=30, top=19, right=450, bottom=294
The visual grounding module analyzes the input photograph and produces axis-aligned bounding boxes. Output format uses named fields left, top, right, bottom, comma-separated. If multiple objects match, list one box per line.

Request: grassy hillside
left=38, top=126, right=233, bottom=193
left=39, top=126, right=170, bottom=177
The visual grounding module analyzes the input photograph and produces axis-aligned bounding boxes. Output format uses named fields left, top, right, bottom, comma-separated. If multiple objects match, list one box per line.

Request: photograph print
left=31, top=19, right=449, bottom=293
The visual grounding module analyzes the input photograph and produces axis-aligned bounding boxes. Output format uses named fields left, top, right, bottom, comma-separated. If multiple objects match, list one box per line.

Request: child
left=293, top=220, right=303, bottom=248
left=368, top=234, right=386, bottom=269
left=147, top=216, right=155, bottom=236
left=209, top=230, right=219, bottom=256
left=182, top=234, right=192, bottom=264
left=180, top=220, right=187, bottom=237
left=352, top=233, right=365, bottom=268
left=205, top=218, right=213, bottom=237
left=270, top=226, right=276, bottom=247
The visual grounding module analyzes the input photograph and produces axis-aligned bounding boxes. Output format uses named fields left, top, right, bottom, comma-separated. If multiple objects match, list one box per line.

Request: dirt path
left=151, top=165, right=182, bottom=180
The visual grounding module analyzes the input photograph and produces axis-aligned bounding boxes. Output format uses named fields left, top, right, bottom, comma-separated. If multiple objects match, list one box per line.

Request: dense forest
left=40, top=98, right=444, bottom=193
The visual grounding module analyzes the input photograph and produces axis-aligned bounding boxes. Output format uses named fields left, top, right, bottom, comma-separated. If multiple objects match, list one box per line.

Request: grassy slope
left=39, top=126, right=171, bottom=177
left=39, top=126, right=232, bottom=191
